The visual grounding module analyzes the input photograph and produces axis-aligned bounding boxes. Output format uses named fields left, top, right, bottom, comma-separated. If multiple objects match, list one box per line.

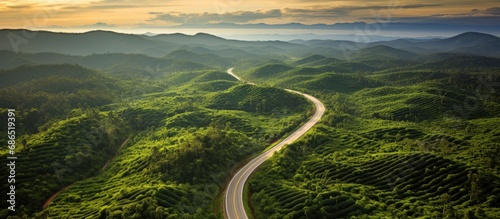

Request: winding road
left=224, top=68, right=325, bottom=219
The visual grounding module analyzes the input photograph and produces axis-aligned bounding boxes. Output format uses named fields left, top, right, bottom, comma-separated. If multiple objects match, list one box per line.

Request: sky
left=1, top=0, right=500, bottom=38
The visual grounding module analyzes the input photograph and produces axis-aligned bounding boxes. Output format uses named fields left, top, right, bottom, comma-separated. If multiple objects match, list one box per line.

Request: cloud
left=41, top=22, right=117, bottom=30
left=361, top=7, right=500, bottom=25
left=63, top=4, right=140, bottom=10
left=79, top=22, right=117, bottom=29
left=481, top=7, right=500, bottom=16
left=6, top=4, right=33, bottom=9
left=151, top=13, right=185, bottom=23
left=3, top=0, right=497, bottom=30
left=150, top=9, right=282, bottom=24
left=384, top=16, right=500, bottom=26
left=61, top=0, right=173, bottom=11
left=149, top=4, right=440, bottom=24
left=437, top=6, right=500, bottom=17
left=284, top=4, right=442, bottom=18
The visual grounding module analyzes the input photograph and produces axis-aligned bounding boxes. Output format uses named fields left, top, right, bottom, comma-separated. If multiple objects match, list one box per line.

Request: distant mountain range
left=175, top=22, right=500, bottom=33
left=294, top=32, right=500, bottom=58
left=0, top=29, right=307, bottom=57
left=1, top=29, right=499, bottom=60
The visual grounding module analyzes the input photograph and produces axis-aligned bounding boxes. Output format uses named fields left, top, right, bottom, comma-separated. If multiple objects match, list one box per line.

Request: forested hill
left=0, top=54, right=312, bottom=218
left=0, top=29, right=499, bottom=218
left=0, top=64, right=118, bottom=133
left=1, top=29, right=500, bottom=58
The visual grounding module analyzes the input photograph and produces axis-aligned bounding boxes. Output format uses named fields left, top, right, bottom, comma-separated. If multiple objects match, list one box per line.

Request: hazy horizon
left=1, top=0, right=499, bottom=41
left=3, top=26, right=499, bottom=42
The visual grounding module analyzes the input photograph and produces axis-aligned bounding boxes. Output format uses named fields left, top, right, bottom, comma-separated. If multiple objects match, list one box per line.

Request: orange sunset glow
left=1, top=0, right=499, bottom=30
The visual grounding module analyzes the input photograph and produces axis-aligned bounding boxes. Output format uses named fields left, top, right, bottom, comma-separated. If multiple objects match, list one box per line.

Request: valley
left=0, top=29, right=499, bottom=219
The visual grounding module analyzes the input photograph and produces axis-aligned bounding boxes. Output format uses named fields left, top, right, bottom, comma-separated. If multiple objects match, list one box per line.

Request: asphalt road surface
left=224, top=68, right=325, bottom=219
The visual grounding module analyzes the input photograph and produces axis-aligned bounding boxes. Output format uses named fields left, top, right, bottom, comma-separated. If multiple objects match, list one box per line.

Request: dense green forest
left=0, top=30, right=499, bottom=218
left=0, top=60, right=310, bottom=218
left=244, top=53, right=500, bottom=218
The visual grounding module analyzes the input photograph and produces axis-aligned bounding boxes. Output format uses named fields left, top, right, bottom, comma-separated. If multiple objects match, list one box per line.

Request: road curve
left=224, top=68, right=325, bottom=219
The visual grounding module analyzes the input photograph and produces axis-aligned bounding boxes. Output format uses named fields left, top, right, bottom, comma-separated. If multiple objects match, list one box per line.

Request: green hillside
left=36, top=83, right=310, bottom=218
left=0, top=51, right=213, bottom=77
left=277, top=72, right=383, bottom=93
left=191, top=70, right=238, bottom=83
left=0, top=111, right=129, bottom=217
left=244, top=64, right=294, bottom=80
left=165, top=50, right=233, bottom=69
left=207, top=84, right=309, bottom=113
left=347, top=83, right=499, bottom=121
left=0, top=64, right=100, bottom=88
left=246, top=54, right=500, bottom=219
left=0, top=64, right=119, bottom=133
left=291, top=54, right=329, bottom=66
left=249, top=95, right=500, bottom=218
left=415, top=55, right=500, bottom=71
left=352, top=45, right=417, bottom=60
left=1, top=30, right=500, bottom=219
left=0, top=62, right=311, bottom=218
